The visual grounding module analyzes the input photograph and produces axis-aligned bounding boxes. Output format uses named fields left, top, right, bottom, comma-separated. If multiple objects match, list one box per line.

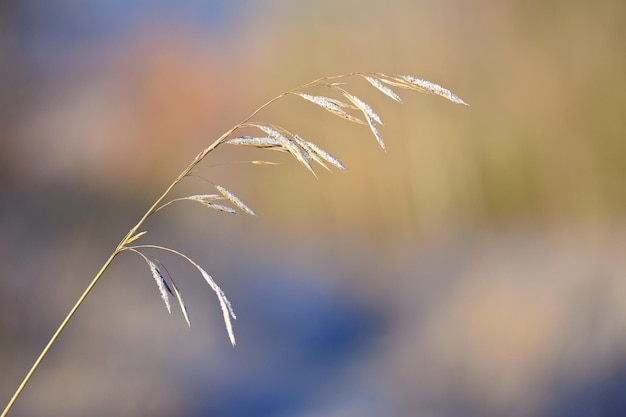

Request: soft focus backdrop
left=1, top=1, right=626, bottom=416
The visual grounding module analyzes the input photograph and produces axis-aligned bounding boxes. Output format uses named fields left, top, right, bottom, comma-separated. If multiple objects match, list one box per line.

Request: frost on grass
left=185, top=194, right=240, bottom=215
left=129, top=245, right=237, bottom=345
left=293, top=134, right=346, bottom=171
left=366, top=118, right=385, bottom=150
left=362, top=75, right=403, bottom=103
left=148, top=260, right=172, bottom=314
left=215, top=185, right=255, bottom=216
left=126, top=72, right=467, bottom=347
left=296, top=93, right=364, bottom=124
left=149, top=258, right=191, bottom=327
left=184, top=257, right=237, bottom=346
left=0, top=73, right=468, bottom=417
left=223, top=73, right=465, bottom=176
left=131, top=249, right=175, bottom=316
left=342, top=92, right=383, bottom=125
left=250, top=123, right=315, bottom=175
left=399, top=75, right=468, bottom=105
left=228, top=123, right=345, bottom=174
left=341, top=92, right=386, bottom=149
left=224, top=136, right=283, bottom=150
left=371, top=74, right=468, bottom=106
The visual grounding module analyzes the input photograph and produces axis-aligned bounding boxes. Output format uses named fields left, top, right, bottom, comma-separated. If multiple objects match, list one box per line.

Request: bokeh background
left=1, top=1, right=626, bottom=416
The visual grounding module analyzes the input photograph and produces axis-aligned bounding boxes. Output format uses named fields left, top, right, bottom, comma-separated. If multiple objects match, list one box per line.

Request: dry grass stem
left=126, top=230, right=148, bottom=244
left=2, top=71, right=466, bottom=417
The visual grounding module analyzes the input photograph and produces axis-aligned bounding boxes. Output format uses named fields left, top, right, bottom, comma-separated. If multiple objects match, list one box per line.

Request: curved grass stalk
left=1, top=72, right=466, bottom=417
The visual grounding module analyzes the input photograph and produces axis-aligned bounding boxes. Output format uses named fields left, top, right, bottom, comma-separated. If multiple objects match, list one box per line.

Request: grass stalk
left=1, top=73, right=465, bottom=416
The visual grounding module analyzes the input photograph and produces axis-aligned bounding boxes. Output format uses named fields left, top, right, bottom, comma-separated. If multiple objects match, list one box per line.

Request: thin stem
left=0, top=250, right=120, bottom=417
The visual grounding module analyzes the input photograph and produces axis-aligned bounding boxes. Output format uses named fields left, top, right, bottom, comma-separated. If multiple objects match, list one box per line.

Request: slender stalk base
left=0, top=251, right=119, bottom=417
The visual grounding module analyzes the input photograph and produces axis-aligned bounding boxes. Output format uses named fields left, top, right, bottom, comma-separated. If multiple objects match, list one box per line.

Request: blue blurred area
left=551, top=365, right=626, bottom=417
left=190, top=268, right=386, bottom=417
left=9, top=0, right=242, bottom=42
left=5, top=0, right=247, bottom=75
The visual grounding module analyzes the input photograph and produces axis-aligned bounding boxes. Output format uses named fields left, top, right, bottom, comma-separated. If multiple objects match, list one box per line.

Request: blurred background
left=1, top=0, right=625, bottom=416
